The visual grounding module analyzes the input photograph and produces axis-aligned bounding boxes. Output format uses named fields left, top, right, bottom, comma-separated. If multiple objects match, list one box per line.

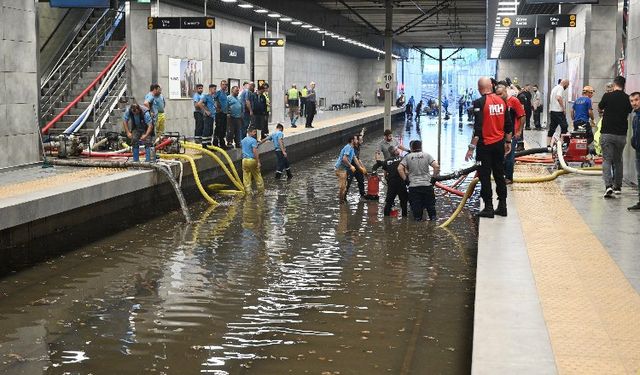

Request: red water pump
left=364, top=174, right=380, bottom=200
left=560, top=131, right=601, bottom=167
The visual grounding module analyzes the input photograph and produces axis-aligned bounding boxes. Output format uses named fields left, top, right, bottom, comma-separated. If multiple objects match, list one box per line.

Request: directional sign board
left=148, top=17, right=215, bottom=30
left=259, top=38, right=285, bottom=47
left=513, top=37, right=542, bottom=47
left=498, top=14, right=576, bottom=29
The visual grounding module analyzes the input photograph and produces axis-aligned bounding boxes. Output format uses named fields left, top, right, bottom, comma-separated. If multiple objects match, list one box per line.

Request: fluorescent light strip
left=254, top=9, right=268, bottom=13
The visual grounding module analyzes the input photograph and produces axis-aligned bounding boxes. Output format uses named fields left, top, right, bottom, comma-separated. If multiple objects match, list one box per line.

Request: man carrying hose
left=335, top=135, right=359, bottom=203
left=372, top=146, right=408, bottom=217
left=465, top=77, right=513, bottom=218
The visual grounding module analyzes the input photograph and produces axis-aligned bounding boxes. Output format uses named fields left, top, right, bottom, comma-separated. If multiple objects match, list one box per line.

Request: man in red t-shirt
left=498, top=81, right=526, bottom=184
left=465, top=77, right=514, bottom=218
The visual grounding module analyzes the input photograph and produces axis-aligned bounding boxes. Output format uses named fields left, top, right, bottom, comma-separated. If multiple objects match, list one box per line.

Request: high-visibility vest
left=300, top=88, right=308, bottom=97
left=288, top=88, right=299, bottom=100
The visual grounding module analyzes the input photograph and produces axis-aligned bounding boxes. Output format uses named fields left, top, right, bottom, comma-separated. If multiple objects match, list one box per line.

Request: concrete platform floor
left=473, top=128, right=640, bottom=375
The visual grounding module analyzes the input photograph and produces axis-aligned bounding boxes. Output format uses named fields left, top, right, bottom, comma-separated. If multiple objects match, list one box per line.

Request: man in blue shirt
left=262, top=123, right=292, bottom=180
left=122, top=103, right=153, bottom=162
left=199, top=84, right=217, bottom=147
left=214, top=80, right=229, bottom=148
left=571, top=85, right=595, bottom=144
left=238, top=81, right=251, bottom=138
left=144, top=83, right=166, bottom=137
left=192, top=84, right=205, bottom=143
left=226, top=85, right=243, bottom=148
left=241, top=127, right=264, bottom=195
left=629, top=92, right=640, bottom=210
left=334, top=135, right=358, bottom=203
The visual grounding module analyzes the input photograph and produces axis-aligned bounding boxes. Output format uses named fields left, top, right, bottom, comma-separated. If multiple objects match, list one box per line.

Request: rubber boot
left=275, top=171, right=282, bottom=180
left=132, top=145, right=140, bottom=162
left=478, top=202, right=495, bottom=218
left=286, top=169, right=293, bottom=180
left=495, top=199, right=507, bottom=217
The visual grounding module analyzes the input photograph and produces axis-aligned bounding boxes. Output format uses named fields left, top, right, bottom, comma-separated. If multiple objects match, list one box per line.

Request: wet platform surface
left=0, top=114, right=481, bottom=374
left=473, top=129, right=640, bottom=375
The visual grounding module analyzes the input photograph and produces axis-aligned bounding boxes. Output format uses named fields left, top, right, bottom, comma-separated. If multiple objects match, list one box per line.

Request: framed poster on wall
left=228, top=78, right=240, bottom=93
left=168, top=57, right=203, bottom=99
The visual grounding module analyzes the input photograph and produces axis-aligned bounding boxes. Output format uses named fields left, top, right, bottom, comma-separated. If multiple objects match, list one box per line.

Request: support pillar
left=384, top=0, right=392, bottom=131
left=437, top=46, right=443, bottom=163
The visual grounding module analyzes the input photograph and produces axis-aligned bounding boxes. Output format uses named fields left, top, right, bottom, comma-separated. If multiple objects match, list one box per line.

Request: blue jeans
left=635, top=150, right=640, bottom=197
left=504, top=138, right=517, bottom=180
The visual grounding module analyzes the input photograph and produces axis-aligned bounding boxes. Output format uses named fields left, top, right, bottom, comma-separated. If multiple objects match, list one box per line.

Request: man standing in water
left=465, top=77, right=513, bottom=218
left=335, top=135, right=358, bottom=203
left=398, top=140, right=440, bottom=221
left=241, top=127, right=264, bottom=195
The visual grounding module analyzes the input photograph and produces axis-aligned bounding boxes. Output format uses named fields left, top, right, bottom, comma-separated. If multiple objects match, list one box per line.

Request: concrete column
left=585, top=0, right=619, bottom=106
left=253, top=33, right=285, bottom=124
left=0, top=0, right=40, bottom=168
left=383, top=0, right=392, bottom=131
left=624, top=0, right=640, bottom=183
left=126, top=1, right=156, bottom=101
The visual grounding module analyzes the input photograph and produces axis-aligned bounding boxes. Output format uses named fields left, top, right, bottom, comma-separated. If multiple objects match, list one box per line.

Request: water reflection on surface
left=0, top=117, right=479, bottom=374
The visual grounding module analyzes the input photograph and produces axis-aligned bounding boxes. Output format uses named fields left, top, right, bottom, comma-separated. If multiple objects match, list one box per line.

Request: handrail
left=42, top=44, right=127, bottom=134
left=41, top=8, right=111, bottom=86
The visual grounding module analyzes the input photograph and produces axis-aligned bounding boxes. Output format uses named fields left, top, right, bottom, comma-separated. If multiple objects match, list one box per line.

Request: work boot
left=286, top=169, right=293, bottom=180
left=478, top=203, right=495, bottom=218
left=275, top=171, right=282, bottom=180
left=628, top=201, right=640, bottom=211
left=495, top=199, right=508, bottom=217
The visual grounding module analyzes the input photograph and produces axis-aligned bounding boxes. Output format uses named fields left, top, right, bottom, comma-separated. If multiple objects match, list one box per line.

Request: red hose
left=80, top=138, right=174, bottom=157
left=435, top=182, right=465, bottom=197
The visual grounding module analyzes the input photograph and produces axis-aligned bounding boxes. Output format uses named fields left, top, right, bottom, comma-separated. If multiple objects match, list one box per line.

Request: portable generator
left=559, top=131, right=601, bottom=167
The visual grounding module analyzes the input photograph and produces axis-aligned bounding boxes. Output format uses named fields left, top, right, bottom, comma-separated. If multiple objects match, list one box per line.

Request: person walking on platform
left=378, top=129, right=408, bottom=160
left=571, top=86, right=595, bottom=145
left=599, top=76, right=633, bottom=198
left=335, top=135, right=358, bottom=203
left=522, top=84, right=533, bottom=130
left=547, top=79, right=569, bottom=147
left=286, top=84, right=300, bottom=127
left=241, top=127, right=264, bottom=195
left=465, top=77, right=513, bottom=218
left=628, top=92, right=640, bottom=210
left=262, top=123, right=292, bottom=180
left=373, top=146, right=408, bottom=217
left=398, top=140, right=440, bottom=221
left=346, top=134, right=367, bottom=198
left=226, top=85, right=243, bottom=148
left=306, top=82, right=317, bottom=128
left=122, top=103, right=154, bottom=162
left=144, top=84, right=166, bottom=137
left=300, top=85, right=309, bottom=117
left=192, top=84, right=206, bottom=143
left=532, top=84, right=543, bottom=130
left=199, top=84, right=217, bottom=147
left=252, top=84, right=270, bottom=140
left=214, top=80, right=229, bottom=148
left=497, top=81, right=525, bottom=185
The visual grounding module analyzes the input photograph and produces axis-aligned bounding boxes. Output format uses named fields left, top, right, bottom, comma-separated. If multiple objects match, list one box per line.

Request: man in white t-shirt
left=547, top=79, right=570, bottom=147
left=398, top=140, right=440, bottom=221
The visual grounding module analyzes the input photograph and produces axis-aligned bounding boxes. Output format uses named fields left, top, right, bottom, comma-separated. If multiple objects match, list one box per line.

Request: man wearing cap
left=378, top=129, right=409, bottom=161
left=571, top=85, right=596, bottom=145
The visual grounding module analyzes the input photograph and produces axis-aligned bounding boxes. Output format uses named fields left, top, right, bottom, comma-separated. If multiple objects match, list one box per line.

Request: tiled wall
left=0, top=0, right=40, bottom=168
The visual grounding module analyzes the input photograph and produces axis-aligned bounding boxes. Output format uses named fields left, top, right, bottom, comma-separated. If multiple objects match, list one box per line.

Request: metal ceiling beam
left=393, top=0, right=450, bottom=36
left=337, top=0, right=381, bottom=34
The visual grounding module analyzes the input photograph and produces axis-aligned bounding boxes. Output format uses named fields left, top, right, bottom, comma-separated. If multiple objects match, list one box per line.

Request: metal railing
left=40, top=5, right=124, bottom=124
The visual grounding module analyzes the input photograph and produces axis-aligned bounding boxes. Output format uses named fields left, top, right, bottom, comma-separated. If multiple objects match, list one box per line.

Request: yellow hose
left=159, top=153, right=218, bottom=206
left=513, top=169, right=569, bottom=183
left=182, top=142, right=244, bottom=192
left=439, top=177, right=479, bottom=228
left=203, top=144, right=242, bottom=184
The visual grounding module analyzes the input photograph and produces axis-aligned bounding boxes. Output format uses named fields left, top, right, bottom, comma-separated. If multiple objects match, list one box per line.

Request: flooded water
left=0, top=116, right=479, bottom=374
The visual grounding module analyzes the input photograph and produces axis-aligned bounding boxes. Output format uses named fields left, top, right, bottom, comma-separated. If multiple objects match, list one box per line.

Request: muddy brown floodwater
left=0, top=117, right=479, bottom=374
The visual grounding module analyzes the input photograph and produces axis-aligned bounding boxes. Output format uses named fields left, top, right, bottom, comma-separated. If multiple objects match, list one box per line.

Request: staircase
left=40, top=5, right=127, bottom=140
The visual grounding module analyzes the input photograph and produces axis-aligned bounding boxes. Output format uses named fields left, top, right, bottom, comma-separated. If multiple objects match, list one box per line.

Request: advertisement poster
left=168, top=58, right=203, bottom=99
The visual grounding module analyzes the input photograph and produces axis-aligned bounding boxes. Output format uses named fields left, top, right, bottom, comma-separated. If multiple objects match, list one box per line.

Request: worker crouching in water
left=373, top=146, right=408, bottom=217
left=466, top=77, right=513, bottom=218
left=262, top=123, right=292, bottom=180
left=123, top=103, right=154, bottom=162
left=241, top=127, right=265, bottom=195
left=398, top=141, right=440, bottom=221
left=335, top=135, right=360, bottom=203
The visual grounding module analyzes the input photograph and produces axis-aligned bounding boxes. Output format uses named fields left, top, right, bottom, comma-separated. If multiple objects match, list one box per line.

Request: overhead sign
left=498, top=14, right=576, bottom=29
left=527, top=0, right=597, bottom=4
left=50, top=0, right=110, bottom=7
left=220, top=43, right=245, bottom=64
left=513, top=37, right=542, bottom=47
left=147, top=17, right=215, bottom=30
left=259, top=38, right=285, bottom=47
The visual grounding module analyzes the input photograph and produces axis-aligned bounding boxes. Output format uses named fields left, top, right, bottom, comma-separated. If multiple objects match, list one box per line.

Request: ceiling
left=178, top=0, right=489, bottom=59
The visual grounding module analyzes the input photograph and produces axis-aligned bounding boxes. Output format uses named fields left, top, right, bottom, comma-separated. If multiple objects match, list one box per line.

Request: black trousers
left=194, top=112, right=204, bottom=140
left=214, top=112, right=228, bottom=146
left=253, top=114, right=269, bottom=139
left=227, top=116, right=243, bottom=147
left=548, top=111, right=568, bottom=138
left=306, top=102, right=316, bottom=126
left=384, top=180, right=408, bottom=216
left=408, top=185, right=436, bottom=220
left=525, top=109, right=532, bottom=129
left=203, top=116, right=214, bottom=144
left=300, top=98, right=307, bottom=117
left=347, top=170, right=365, bottom=196
left=476, top=141, right=507, bottom=204
left=275, top=150, right=290, bottom=173
left=533, top=107, right=542, bottom=128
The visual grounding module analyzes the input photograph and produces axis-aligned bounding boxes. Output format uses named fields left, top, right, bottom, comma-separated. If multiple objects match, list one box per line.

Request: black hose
left=431, top=163, right=481, bottom=183
left=514, top=147, right=551, bottom=158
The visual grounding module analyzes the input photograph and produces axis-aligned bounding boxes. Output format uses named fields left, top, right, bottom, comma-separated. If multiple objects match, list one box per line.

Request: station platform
left=0, top=106, right=401, bottom=250
left=473, top=129, right=640, bottom=374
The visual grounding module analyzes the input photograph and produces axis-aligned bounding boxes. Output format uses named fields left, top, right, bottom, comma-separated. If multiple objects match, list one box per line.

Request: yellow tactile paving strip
left=512, top=164, right=640, bottom=375
left=0, top=168, right=125, bottom=200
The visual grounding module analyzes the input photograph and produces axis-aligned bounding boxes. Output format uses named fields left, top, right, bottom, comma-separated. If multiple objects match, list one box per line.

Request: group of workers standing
left=284, top=82, right=318, bottom=128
